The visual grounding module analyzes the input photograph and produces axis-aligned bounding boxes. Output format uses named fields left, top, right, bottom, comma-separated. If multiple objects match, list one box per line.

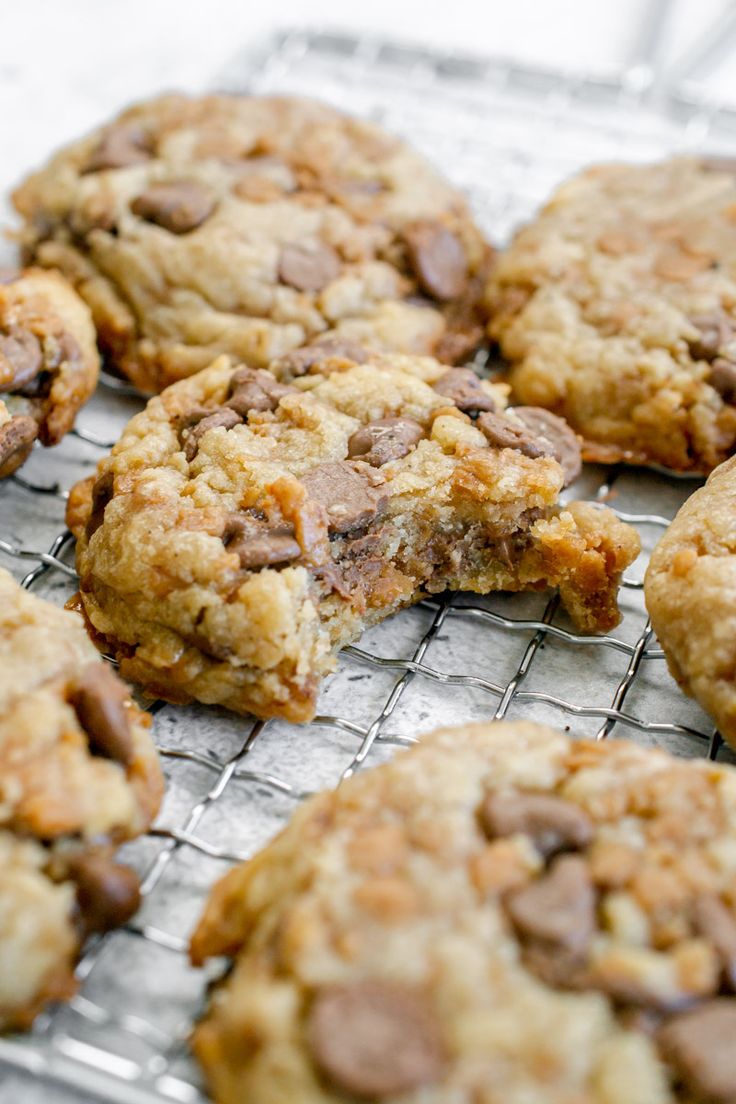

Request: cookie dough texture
left=66, top=350, right=639, bottom=722
left=0, top=569, right=163, bottom=1031
left=14, top=93, right=492, bottom=394
left=191, top=720, right=736, bottom=1104
left=646, top=455, right=736, bottom=747
left=0, top=267, right=99, bottom=478
left=487, top=157, right=736, bottom=472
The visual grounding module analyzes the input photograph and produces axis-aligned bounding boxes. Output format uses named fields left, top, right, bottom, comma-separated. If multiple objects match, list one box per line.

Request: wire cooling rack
left=3, top=24, right=736, bottom=1104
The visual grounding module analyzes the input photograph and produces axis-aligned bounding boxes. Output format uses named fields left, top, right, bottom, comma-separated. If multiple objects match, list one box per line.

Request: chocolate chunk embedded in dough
left=132, top=182, right=214, bottom=234
left=688, top=312, right=733, bottom=361
left=226, top=367, right=294, bottom=416
left=513, top=407, right=582, bottom=486
left=477, top=411, right=546, bottom=457
left=710, top=358, right=736, bottom=403
left=301, top=461, right=388, bottom=535
left=479, top=790, right=593, bottom=859
left=348, top=417, right=424, bottom=467
left=222, top=514, right=301, bottom=570
left=275, top=338, right=369, bottom=377
left=83, top=125, right=153, bottom=173
left=506, top=855, right=595, bottom=953
left=0, top=414, right=38, bottom=479
left=0, top=330, right=43, bottom=392
left=70, top=853, right=141, bottom=933
left=433, top=368, right=496, bottom=414
left=278, top=243, right=341, bottom=292
left=658, top=1000, right=736, bottom=1103
left=404, top=220, right=468, bottom=301
left=183, top=408, right=242, bottom=461
left=693, top=895, right=736, bottom=989
left=70, top=662, right=134, bottom=766
left=308, top=981, right=446, bottom=1097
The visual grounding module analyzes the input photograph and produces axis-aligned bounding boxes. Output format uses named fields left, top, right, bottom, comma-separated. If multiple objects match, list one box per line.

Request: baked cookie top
left=0, top=267, right=99, bottom=478
left=0, top=568, right=163, bottom=1030
left=14, top=94, right=492, bottom=393
left=646, top=454, right=736, bottom=748
left=191, top=719, right=736, bottom=1104
left=66, top=350, right=638, bottom=721
left=487, top=157, right=736, bottom=473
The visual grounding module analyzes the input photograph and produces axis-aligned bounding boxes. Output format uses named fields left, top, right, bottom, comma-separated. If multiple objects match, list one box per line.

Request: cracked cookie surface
left=66, top=349, right=638, bottom=722
left=487, top=157, right=736, bottom=472
left=14, top=94, right=492, bottom=394
left=0, top=268, right=99, bottom=478
left=0, top=568, right=163, bottom=1031
left=646, top=454, right=736, bottom=748
left=191, top=720, right=736, bottom=1103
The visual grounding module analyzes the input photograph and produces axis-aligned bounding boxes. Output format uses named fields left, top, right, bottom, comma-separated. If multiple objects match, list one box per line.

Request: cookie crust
left=14, top=94, right=492, bottom=393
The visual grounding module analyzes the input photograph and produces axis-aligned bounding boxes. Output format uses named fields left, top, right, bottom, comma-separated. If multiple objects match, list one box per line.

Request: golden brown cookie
left=645, top=454, right=736, bottom=747
left=66, top=348, right=639, bottom=721
left=192, top=720, right=736, bottom=1103
left=487, top=157, right=736, bottom=473
left=0, top=568, right=163, bottom=1031
left=14, top=94, right=492, bottom=393
left=0, top=267, right=99, bottom=478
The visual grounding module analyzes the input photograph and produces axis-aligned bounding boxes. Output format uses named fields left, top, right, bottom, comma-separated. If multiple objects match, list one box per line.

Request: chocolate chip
left=658, top=1000, right=736, bottom=1103
left=226, top=366, right=294, bottom=416
left=183, top=408, right=242, bottom=461
left=70, top=662, right=134, bottom=766
left=275, top=338, right=369, bottom=377
left=301, top=461, right=388, bottom=535
left=278, top=243, right=341, bottom=292
left=479, top=790, right=593, bottom=859
left=0, top=414, right=38, bottom=479
left=513, top=407, right=582, bottom=487
left=710, top=358, right=736, bottom=403
left=433, top=368, right=496, bottom=414
left=83, top=125, right=153, bottom=173
left=0, top=330, right=43, bottom=392
left=348, top=417, right=424, bottom=467
left=693, top=896, right=736, bottom=990
left=308, top=981, right=446, bottom=1097
left=222, top=514, right=301, bottom=570
left=85, top=470, right=115, bottom=540
left=506, top=855, right=595, bottom=953
left=688, top=313, right=733, bottom=361
left=131, top=182, right=214, bottom=234
left=69, top=853, right=141, bottom=933
left=403, top=220, right=468, bottom=301
left=477, top=411, right=546, bottom=458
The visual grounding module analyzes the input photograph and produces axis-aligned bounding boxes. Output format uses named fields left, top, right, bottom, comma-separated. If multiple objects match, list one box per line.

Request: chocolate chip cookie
left=645, top=455, right=736, bottom=748
left=191, top=719, right=736, bottom=1104
left=65, top=348, right=639, bottom=722
left=0, top=568, right=163, bottom=1031
left=14, top=94, right=492, bottom=394
left=0, top=268, right=99, bottom=478
left=487, top=157, right=736, bottom=472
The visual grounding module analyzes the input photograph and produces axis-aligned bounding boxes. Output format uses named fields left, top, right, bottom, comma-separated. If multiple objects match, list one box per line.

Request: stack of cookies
left=2, top=90, right=736, bottom=1103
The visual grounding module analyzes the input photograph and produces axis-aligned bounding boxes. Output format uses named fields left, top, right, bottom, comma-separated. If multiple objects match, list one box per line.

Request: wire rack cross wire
left=0, top=24, right=734, bottom=1104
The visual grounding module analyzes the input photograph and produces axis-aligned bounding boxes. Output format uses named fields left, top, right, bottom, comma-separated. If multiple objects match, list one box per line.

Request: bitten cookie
left=191, top=720, right=736, bottom=1104
left=0, top=568, right=163, bottom=1031
left=65, top=350, right=639, bottom=722
left=14, top=94, right=492, bottom=394
left=0, top=268, right=99, bottom=478
left=487, top=157, right=736, bottom=473
left=645, top=455, right=736, bottom=747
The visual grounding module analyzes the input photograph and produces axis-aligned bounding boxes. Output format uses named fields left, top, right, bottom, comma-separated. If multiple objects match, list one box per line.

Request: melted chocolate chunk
left=70, top=662, right=134, bottom=766
left=301, top=461, right=388, bottom=535
left=132, top=182, right=215, bottom=234
left=348, top=417, right=424, bottom=467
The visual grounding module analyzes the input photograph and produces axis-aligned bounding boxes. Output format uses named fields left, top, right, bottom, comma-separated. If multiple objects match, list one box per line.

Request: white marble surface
left=1, top=3, right=735, bottom=1101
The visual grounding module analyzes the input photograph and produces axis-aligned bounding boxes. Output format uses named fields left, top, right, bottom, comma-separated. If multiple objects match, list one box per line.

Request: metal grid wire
left=2, top=24, right=736, bottom=1104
